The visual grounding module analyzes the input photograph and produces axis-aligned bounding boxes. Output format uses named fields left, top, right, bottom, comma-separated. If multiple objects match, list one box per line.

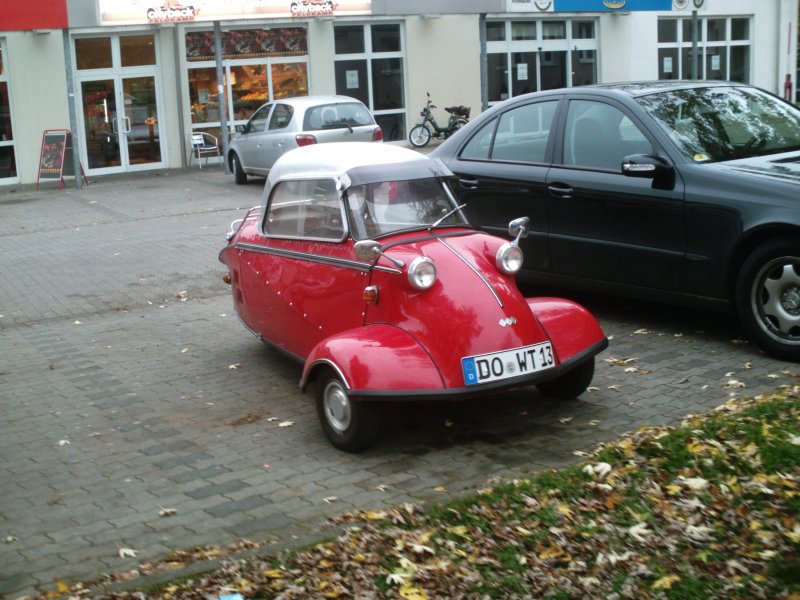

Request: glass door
left=75, top=34, right=164, bottom=175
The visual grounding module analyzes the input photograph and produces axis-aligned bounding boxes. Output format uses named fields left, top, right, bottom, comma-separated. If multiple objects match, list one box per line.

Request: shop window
left=121, top=35, right=155, bottom=67
left=542, top=21, right=566, bottom=40
left=486, top=22, right=506, bottom=42
left=335, top=26, right=365, bottom=54
left=186, top=28, right=308, bottom=137
left=572, top=21, right=595, bottom=40
left=512, top=22, right=536, bottom=41
left=76, top=38, right=112, bottom=70
left=334, top=23, right=406, bottom=141
left=658, top=17, right=751, bottom=83
left=658, top=19, right=677, bottom=43
left=0, top=44, right=17, bottom=180
left=487, top=18, right=597, bottom=102
left=371, top=24, right=401, bottom=52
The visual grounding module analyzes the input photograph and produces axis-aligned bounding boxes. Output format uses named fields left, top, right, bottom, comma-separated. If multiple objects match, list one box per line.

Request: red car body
left=220, top=143, right=607, bottom=451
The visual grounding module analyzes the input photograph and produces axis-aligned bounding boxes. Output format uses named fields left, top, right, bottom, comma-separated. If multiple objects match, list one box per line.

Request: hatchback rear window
left=304, top=102, right=374, bottom=131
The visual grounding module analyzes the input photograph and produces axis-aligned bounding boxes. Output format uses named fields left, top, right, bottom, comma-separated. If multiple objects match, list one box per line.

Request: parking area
left=0, top=165, right=796, bottom=598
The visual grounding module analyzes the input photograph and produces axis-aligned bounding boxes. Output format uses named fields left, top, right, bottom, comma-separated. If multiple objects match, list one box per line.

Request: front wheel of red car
left=536, top=358, right=595, bottom=400
left=735, top=239, right=800, bottom=362
left=315, top=369, right=380, bottom=452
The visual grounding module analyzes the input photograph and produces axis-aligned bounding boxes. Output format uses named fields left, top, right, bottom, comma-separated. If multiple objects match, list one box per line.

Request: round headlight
left=496, top=243, right=524, bottom=274
left=407, top=256, right=437, bottom=290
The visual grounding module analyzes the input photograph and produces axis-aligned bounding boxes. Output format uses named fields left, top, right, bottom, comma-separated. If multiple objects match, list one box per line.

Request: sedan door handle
left=547, top=183, right=573, bottom=199
left=458, top=177, right=479, bottom=189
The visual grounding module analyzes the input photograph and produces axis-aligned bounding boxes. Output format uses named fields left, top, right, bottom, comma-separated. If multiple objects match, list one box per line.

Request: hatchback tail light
left=295, top=134, right=317, bottom=147
left=372, top=127, right=383, bottom=142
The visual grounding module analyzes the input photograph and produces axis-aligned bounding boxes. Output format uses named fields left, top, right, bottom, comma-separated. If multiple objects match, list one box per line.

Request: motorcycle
left=408, top=92, right=470, bottom=148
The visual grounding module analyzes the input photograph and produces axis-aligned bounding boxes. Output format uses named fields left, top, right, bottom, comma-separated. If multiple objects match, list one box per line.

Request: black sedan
left=431, top=81, right=800, bottom=361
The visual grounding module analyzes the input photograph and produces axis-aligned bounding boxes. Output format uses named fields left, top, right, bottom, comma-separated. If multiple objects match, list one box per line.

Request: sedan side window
left=269, top=104, right=293, bottom=130
left=459, top=101, right=557, bottom=163
left=563, top=100, right=653, bottom=170
left=492, top=101, right=557, bottom=163
left=264, top=179, right=345, bottom=241
left=246, top=104, right=272, bottom=134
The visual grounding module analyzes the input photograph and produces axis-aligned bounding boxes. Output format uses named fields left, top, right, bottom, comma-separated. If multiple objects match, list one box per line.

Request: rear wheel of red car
left=536, top=358, right=595, bottom=400
left=232, top=153, right=247, bottom=185
left=315, top=369, right=380, bottom=452
left=735, top=239, right=800, bottom=361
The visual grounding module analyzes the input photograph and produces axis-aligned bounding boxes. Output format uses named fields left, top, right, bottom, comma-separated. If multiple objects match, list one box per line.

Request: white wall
left=5, top=30, right=69, bottom=184
left=404, top=15, right=483, bottom=121
left=307, top=19, right=336, bottom=95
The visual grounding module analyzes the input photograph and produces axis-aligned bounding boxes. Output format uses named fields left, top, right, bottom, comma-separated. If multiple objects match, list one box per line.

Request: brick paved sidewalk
left=1, top=166, right=795, bottom=598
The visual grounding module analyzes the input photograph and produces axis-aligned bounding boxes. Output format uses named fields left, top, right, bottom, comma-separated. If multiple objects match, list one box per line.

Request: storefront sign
left=508, top=0, right=672, bottom=10
left=36, top=130, right=87, bottom=191
left=5, top=0, right=68, bottom=31
left=99, top=0, right=372, bottom=26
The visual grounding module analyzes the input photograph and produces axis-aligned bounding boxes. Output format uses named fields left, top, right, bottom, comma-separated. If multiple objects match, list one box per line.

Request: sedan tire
left=536, top=358, right=595, bottom=400
left=315, top=368, right=380, bottom=452
left=736, top=239, right=800, bottom=361
left=232, top=153, right=247, bottom=185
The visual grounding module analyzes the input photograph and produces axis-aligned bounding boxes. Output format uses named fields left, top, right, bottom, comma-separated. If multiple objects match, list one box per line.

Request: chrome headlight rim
left=407, top=256, right=437, bottom=290
left=496, top=242, right=524, bottom=275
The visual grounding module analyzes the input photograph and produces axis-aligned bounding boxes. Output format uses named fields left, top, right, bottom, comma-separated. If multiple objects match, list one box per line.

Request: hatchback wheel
left=231, top=153, right=247, bottom=185
left=315, top=368, right=380, bottom=452
left=536, top=358, right=594, bottom=400
left=736, top=239, right=800, bottom=361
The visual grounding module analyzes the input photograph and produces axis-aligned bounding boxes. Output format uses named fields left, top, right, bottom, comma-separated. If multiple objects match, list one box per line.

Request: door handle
left=547, top=183, right=573, bottom=199
left=458, top=177, right=479, bottom=189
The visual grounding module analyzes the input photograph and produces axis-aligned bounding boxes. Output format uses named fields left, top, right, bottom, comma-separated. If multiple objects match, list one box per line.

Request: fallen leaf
left=159, top=507, right=177, bottom=517
left=58, top=440, right=70, bottom=446
left=228, top=363, right=240, bottom=370
left=4, top=534, right=18, bottom=543
left=278, top=421, right=294, bottom=428
left=652, top=574, right=681, bottom=590
left=559, top=417, right=573, bottom=424
left=322, top=496, right=338, bottom=503
left=118, top=547, right=138, bottom=558
left=628, top=522, right=651, bottom=542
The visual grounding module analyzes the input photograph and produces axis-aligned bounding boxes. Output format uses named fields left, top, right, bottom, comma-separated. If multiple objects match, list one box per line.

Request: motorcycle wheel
left=409, top=125, right=432, bottom=148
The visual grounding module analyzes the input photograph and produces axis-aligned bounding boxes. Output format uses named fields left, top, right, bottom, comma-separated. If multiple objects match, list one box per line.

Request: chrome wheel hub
left=324, top=380, right=351, bottom=434
left=755, top=260, right=800, bottom=340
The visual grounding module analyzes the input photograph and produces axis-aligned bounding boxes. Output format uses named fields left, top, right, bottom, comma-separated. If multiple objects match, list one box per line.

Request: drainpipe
left=690, top=9, right=698, bottom=80
left=479, top=13, right=488, bottom=112
left=62, top=29, right=82, bottom=189
left=214, top=21, right=230, bottom=173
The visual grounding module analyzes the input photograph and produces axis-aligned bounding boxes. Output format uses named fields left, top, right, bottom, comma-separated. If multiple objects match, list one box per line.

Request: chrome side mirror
left=355, top=239, right=404, bottom=268
left=354, top=240, right=383, bottom=261
left=508, top=216, right=530, bottom=245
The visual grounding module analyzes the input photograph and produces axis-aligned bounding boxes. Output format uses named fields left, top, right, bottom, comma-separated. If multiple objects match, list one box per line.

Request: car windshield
left=345, top=177, right=467, bottom=239
left=636, top=86, right=800, bottom=163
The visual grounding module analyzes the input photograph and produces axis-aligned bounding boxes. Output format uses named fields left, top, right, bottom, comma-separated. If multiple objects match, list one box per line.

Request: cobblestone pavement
left=1, top=165, right=796, bottom=598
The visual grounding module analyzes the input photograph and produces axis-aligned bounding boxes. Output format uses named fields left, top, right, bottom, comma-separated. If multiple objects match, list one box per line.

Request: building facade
left=1, top=0, right=796, bottom=186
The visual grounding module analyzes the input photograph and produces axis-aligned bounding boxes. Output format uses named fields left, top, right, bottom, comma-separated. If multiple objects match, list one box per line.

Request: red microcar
left=219, top=143, right=608, bottom=451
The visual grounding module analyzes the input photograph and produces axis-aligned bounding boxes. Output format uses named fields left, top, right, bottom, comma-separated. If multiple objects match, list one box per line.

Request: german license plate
left=462, top=342, right=554, bottom=386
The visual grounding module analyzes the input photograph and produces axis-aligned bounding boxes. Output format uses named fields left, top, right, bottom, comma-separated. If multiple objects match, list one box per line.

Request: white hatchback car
left=227, top=95, right=383, bottom=184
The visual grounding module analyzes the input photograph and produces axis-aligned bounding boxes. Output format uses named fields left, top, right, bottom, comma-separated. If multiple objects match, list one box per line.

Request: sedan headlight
left=496, top=243, right=523, bottom=274
left=407, top=256, right=437, bottom=290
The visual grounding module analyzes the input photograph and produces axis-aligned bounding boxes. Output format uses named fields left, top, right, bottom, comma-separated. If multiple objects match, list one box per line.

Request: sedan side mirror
left=508, top=216, right=530, bottom=244
left=621, top=154, right=673, bottom=179
left=235, top=124, right=245, bottom=134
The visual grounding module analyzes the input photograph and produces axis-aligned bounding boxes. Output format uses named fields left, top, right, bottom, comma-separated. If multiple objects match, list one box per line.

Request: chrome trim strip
left=438, top=238, right=504, bottom=308
left=301, top=358, right=352, bottom=392
left=235, top=242, right=368, bottom=271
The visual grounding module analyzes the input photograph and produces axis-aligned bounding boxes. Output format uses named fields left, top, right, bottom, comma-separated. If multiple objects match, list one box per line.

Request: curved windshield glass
left=636, top=86, right=800, bottom=163
left=345, top=177, right=467, bottom=239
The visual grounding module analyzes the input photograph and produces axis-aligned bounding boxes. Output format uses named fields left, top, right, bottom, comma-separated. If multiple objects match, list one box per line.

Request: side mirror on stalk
left=355, top=240, right=405, bottom=268
left=507, top=216, right=530, bottom=245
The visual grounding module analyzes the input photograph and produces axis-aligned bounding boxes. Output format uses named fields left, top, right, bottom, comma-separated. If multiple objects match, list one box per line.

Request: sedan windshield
left=345, top=178, right=467, bottom=239
left=636, top=86, right=800, bottom=162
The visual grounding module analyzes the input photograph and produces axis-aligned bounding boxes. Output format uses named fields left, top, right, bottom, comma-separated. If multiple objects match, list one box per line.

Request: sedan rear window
left=304, top=102, right=374, bottom=131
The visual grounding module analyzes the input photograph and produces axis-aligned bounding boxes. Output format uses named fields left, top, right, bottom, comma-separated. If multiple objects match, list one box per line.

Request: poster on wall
left=36, top=130, right=88, bottom=191
left=185, top=28, right=307, bottom=61
left=99, top=0, right=371, bottom=26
